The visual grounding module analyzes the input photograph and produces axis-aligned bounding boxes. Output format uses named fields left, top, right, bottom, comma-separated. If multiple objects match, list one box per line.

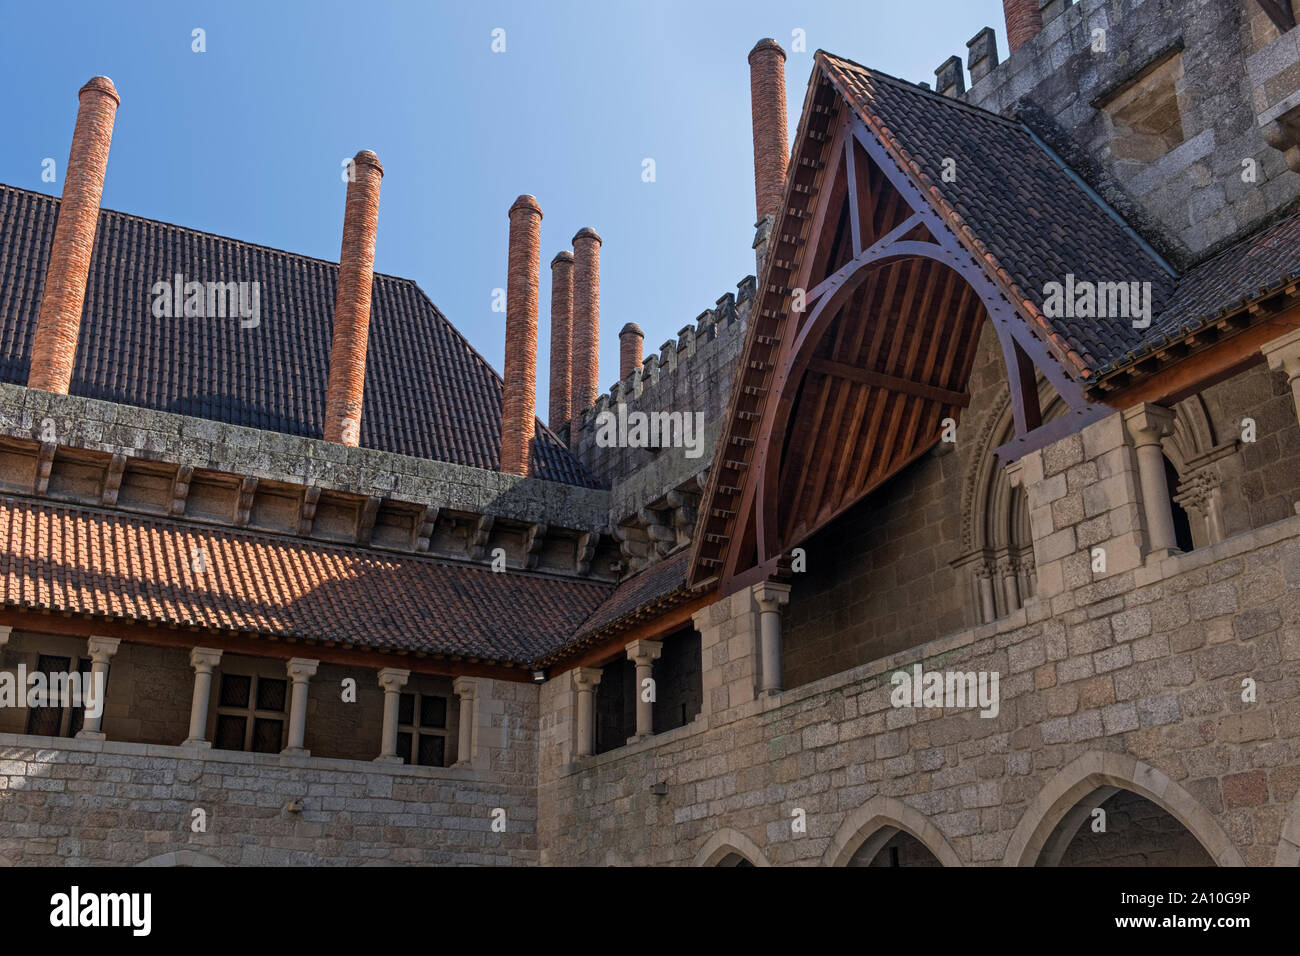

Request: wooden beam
left=1095, top=313, right=1300, bottom=407
left=808, top=357, right=971, bottom=407
left=1256, top=0, right=1297, bottom=32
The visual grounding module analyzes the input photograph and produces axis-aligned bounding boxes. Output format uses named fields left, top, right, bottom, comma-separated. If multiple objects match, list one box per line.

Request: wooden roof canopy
left=688, top=54, right=1114, bottom=595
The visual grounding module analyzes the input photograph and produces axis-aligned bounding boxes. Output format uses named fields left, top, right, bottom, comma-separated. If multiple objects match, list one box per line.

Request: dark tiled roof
left=1095, top=212, right=1300, bottom=376
left=566, top=548, right=696, bottom=647
left=819, top=53, right=1180, bottom=375
left=0, top=495, right=612, bottom=664
left=0, top=184, right=599, bottom=487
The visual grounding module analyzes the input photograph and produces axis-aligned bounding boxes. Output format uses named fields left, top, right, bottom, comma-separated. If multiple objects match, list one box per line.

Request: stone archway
left=136, top=849, right=227, bottom=867
left=1276, top=790, right=1300, bottom=865
left=692, top=827, right=771, bottom=867
left=822, top=795, right=962, bottom=867
left=1003, top=752, right=1245, bottom=867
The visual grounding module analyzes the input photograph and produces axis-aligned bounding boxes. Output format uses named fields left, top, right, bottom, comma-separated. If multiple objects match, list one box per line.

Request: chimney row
left=500, top=195, right=543, bottom=476
left=28, top=77, right=120, bottom=394
left=548, top=250, right=575, bottom=435
left=747, top=38, right=789, bottom=224
left=324, top=149, right=384, bottom=445
left=570, top=227, right=602, bottom=445
left=619, top=323, right=643, bottom=380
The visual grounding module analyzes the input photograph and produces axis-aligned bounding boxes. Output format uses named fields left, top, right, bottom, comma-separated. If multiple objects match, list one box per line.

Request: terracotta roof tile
left=0, top=495, right=612, bottom=665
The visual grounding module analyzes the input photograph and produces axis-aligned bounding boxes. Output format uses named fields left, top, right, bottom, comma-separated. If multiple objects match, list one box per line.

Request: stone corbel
left=234, top=476, right=258, bottom=528
left=298, top=485, right=321, bottom=536
left=100, top=452, right=127, bottom=507
left=575, top=531, right=599, bottom=576
left=523, top=522, right=548, bottom=569
left=355, top=495, right=381, bottom=546
left=469, top=514, right=495, bottom=561
left=414, top=504, right=439, bottom=552
left=170, top=464, right=193, bottom=516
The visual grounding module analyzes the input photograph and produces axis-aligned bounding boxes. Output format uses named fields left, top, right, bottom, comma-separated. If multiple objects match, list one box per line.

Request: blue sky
left=0, top=0, right=1005, bottom=408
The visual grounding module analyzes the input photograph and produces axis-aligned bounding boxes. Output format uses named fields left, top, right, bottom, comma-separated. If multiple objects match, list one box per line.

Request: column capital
left=452, top=675, right=479, bottom=699
left=86, top=635, right=121, bottom=662
left=286, top=657, right=319, bottom=681
left=1005, top=459, right=1024, bottom=489
left=377, top=667, right=410, bottom=692
left=189, top=646, right=222, bottom=671
left=751, top=579, right=791, bottom=611
left=1121, top=402, right=1175, bottom=446
left=1261, top=326, right=1300, bottom=379
left=572, top=666, right=603, bottom=692
left=625, top=638, right=663, bottom=666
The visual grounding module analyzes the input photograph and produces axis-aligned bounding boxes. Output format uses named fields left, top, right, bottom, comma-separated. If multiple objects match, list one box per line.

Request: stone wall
left=963, top=0, right=1300, bottom=263
left=0, top=676, right=539, bottom=865
left=574, top=276, right=753, bottom=508
left=537, top=414, right=1300, bottom=867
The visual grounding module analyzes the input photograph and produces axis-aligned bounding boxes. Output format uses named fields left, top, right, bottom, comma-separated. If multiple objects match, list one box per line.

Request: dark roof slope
left=819, top=53, right=1180, bottom=374
left=1095, top=212, right=1300, bottom=376
left=0, top=495, right=612, bottom=664
left=0, top=184, right=599, bottom=487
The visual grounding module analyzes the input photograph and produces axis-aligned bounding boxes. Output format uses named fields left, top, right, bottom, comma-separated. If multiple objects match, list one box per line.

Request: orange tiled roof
left=0, top=495, right=612, bottom=665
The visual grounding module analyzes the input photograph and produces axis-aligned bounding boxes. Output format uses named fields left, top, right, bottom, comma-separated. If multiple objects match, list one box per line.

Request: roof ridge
left=816, top=50, right=1025, bottom=130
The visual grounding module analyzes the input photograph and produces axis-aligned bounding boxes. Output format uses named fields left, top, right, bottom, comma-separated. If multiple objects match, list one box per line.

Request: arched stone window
left=954, top=388, right=1063, bottom=624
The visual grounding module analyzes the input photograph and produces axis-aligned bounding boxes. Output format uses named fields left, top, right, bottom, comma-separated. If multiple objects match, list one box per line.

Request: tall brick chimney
left=748, top=39, right=788, bottom=224
left=548, top=250, right=574, bottom=435
left=570, top=227, right=602, bottom=445
left=500, top=195, right=543, bottom=476
left=324, top=149, right=384, bottom=446
left=619, top=323, right=643, bottom=379
left=28, top=77, right=120, bottom=394
left=1002, top=0, right=1043, bottom=53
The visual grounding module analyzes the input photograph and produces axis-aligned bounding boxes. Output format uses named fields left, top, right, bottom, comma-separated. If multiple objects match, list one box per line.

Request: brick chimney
left=619, top=323, right=643, bottom=379
left=1002, top=0, right=1043, bottom=53
left=500, top=195, right=543, bottom=476
left=548, top=250, right=574, bottom=435
left=748, top=39, right=788, bottom=224
left=28, top=77, right=120, bottom=394
left=324, top=149, right=384, bottom=445
left=570, top=227, right=602, bottom=445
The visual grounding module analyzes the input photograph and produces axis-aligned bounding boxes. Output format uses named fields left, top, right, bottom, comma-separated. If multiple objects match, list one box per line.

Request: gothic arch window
left=955, top=387, right=1065, bottom=625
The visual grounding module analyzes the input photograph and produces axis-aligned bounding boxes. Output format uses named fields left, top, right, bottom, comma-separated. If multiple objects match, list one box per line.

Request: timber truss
left=688, top=67, right=1110, bottom=594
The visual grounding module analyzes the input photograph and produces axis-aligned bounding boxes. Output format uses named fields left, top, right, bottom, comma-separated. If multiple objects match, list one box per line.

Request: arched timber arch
left=822, top=795, right=962, bottom=867
left=692, top=828, right=772, bottom=867
left=1003, top=752, right=1245, bottom=867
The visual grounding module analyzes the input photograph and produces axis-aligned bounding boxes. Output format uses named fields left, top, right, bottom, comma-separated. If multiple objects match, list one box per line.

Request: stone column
left=182, top=647, right=223, bottom=746
left=1122, top=403, right=1178, bottom=557
left=572, top=667, right=602, bottom=757
left=998, top=556, right=1021, bottom=613
left=375, top=667, right=409, bottom=763
left=75, top=635, right=120, bottom=740
left=625, top=639, right=663, bottom=742
left=282, top=657, right=319, bottom=755
left=753, top=580, right=791, bottom=696
left=453, top=676, right=479, bottom=766
left=975, top=562, right=997, bottom=623
left=1261, top=327, right=1300, bottom=424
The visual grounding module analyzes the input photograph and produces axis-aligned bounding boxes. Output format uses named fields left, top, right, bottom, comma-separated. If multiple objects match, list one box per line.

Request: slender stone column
left=1122, top=403, right=1178, bottom=557
left=572, top=667, right=602, bottom=757
left=625, top=639, right=663, bottom=742
left=282, top=658, right=319, bottom=755
left=75, top=636, right=120, bottom=740
left=453, top=676, right=479, bottom=766
left=183, top=647, right=223, bottom=746
left=375, top=667, right=410, bottom=763
left=975, top=563, right=997, bottom=623
left=753, top=581, right=791, bottom=695
left=999, top=556, right=1021, bottom=613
